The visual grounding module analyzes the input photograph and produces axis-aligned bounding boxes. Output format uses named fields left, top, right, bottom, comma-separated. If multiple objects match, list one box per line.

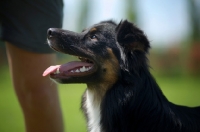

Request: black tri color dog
left=43, top=20, right=200, bottom=132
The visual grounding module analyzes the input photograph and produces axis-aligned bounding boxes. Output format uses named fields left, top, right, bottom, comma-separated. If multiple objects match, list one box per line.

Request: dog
left=43, top=20, right=200, bottom=132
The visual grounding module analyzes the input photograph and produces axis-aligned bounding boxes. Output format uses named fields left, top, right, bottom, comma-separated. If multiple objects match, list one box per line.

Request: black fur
left=47, top=20, right=200, bottom=132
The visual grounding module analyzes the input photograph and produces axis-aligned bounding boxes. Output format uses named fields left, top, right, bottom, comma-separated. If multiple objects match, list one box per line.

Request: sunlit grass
left=59, top=84, right=87, bottom=132
left=0, top=66, right=200, bottom=132
left=155, top=76, right=200, bottom=106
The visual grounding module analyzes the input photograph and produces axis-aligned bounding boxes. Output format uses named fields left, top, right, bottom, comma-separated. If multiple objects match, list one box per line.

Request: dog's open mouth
left=43, top=57, right=96, bottom=78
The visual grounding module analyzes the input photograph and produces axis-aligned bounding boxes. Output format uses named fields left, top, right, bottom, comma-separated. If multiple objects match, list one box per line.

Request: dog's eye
left=90, top=35, right=97, bottom=40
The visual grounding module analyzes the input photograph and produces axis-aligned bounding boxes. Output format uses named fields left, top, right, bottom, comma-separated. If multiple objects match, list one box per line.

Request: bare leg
left=6, top=42, right=64, bottom=132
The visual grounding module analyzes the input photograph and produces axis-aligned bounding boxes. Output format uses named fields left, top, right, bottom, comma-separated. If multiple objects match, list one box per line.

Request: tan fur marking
left=90, top=28, right=97, bottom=32
left=102, top=48, right=119, bottom=86
left=87, top=48, right=119, bottom=102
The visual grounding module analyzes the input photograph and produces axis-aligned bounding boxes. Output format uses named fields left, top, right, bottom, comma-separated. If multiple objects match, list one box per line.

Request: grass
left=0, top=66, right=200, bottom=132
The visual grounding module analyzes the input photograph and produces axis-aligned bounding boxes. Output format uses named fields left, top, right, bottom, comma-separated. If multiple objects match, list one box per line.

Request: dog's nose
left=47, top=28, right=54, bottom=39
left=47, top=28, right=58, bottom=39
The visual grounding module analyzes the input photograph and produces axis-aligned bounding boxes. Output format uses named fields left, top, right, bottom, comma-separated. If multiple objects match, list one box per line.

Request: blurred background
left=0, top=0, right=200, bottom=131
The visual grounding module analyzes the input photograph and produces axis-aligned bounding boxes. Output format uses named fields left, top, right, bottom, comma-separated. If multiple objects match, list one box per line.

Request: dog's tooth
left=86, top=67, right=91, bottom=71
left=83, top=66, right=86, bottom=71
left=70, top=70, right=74, bottom=73
left=80, top=67, right=84, bottom=72
left=80, top=66, right=86, bottom=72
left=82, top=66, right=86, bottom=72
left=75, top=69, right=80, bottom=73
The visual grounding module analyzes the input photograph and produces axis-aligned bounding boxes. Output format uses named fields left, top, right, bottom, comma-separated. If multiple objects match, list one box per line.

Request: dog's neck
left=85, top=82, right=113, bottom=131
left=85, top=84, right=111, bottom=132
left=99, top=70, right=172, bottom=131
left=87, top=81, right=115, bottom=103
left=84, top=89, right=101, bottom=132
left=85, top=69, right=171, bottom=132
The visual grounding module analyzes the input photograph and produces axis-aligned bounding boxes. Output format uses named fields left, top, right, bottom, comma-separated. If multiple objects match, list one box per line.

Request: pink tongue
left=42, top=61, right=93, bottom=77
left=43, top=65, right=61, bottom=76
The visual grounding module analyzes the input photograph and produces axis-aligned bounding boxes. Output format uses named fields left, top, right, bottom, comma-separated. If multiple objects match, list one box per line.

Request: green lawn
left=0, top=66, right=200, bottom=132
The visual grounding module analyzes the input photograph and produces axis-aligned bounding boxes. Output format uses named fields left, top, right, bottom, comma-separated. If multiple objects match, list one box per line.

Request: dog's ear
left=116, top=20, right=150, bottom=52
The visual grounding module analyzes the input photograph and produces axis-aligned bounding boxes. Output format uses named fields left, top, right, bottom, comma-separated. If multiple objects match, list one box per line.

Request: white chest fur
left=85, top=90, right=101, bottom=132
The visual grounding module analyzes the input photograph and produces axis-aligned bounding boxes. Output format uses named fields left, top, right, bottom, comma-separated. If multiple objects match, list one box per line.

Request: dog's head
left=43, top=20, right=150, bottom=86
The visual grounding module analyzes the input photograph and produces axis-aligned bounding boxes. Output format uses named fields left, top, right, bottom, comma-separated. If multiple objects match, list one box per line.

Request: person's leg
left=6, top=42, right=64, bottom=132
